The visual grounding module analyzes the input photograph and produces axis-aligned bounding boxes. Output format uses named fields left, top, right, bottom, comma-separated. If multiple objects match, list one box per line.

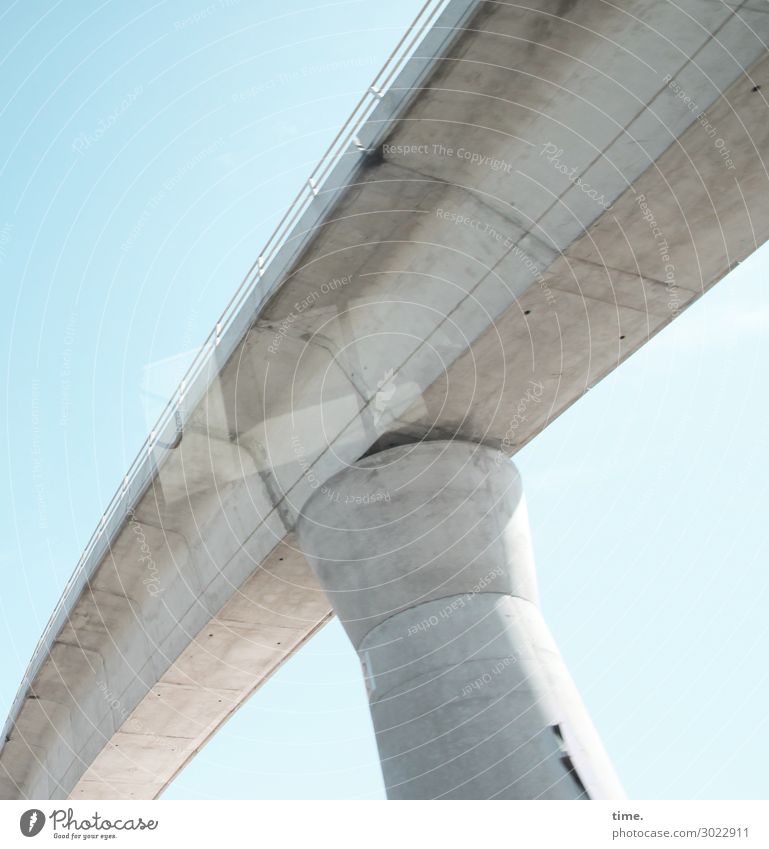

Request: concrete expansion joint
left=213, top=616, right=310, bottom=633
left=118, top=729, right=192, bottom=741
left=298, top=332, right=370, bottom=407
left=239, top=440, right=301, bottom=530
left=83, top=585, right=143, bottom=606
left=254, top=318, right=365, bottom=390
left=51, top=639, right=104, bottom=659
left=257, top=469, right=298, bottom=532
left=556, top=254, right=700, bottom=297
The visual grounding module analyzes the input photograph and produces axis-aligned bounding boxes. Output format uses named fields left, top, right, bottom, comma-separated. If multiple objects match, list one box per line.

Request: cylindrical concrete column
left=296, top=440, right=623, bottom=800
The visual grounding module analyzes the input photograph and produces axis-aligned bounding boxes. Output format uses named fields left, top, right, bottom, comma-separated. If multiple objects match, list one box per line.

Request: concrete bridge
left=2, top=0, right=768, bottom=799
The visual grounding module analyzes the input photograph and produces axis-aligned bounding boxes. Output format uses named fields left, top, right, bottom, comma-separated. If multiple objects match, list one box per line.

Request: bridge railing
left=2, top=0, right=481, bottom=750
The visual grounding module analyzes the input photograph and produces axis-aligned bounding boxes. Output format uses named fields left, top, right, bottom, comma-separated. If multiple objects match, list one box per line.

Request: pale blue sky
left=1, top=0, right=767, bottom=801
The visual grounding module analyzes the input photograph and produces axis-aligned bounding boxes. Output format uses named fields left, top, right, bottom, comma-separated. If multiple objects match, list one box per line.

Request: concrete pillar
left=296, top=440, right=624, bottom=800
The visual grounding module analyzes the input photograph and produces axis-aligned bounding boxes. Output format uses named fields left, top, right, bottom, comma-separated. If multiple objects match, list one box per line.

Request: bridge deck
left=2, top=0, right=768, bottom=799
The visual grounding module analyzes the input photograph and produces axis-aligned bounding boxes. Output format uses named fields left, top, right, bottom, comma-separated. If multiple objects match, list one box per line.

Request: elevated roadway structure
left=2, top=0, right=768, bottom=799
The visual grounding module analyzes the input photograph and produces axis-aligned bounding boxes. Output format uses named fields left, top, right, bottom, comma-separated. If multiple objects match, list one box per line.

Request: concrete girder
left=2, top=0, right=769, bottom=798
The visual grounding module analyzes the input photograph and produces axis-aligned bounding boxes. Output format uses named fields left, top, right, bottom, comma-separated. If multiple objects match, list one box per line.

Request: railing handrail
left=2, top=0, right=463, bottom=743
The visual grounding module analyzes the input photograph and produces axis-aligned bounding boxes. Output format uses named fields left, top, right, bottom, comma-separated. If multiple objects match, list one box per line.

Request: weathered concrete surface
left=2, top=0, right=769, bottom=799
left=297, top=441, right=625, bottom=799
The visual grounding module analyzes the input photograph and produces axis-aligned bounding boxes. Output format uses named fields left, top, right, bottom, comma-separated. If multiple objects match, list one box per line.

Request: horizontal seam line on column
left=369, top=655, right=520, bottom=705
left=357, top=590, right=538, bottom=651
